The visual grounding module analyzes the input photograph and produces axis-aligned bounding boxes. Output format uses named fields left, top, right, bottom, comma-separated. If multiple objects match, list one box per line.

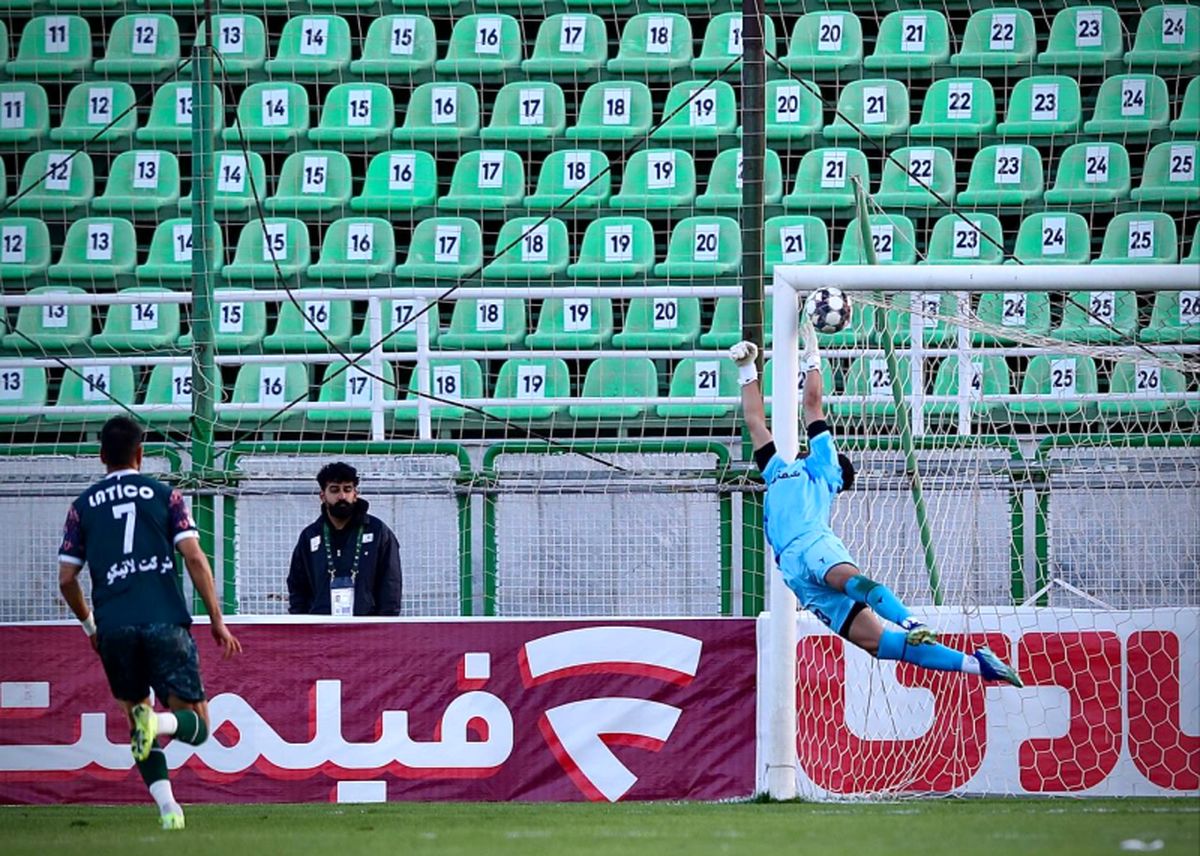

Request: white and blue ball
left=804, top=287, right=852, bottom=335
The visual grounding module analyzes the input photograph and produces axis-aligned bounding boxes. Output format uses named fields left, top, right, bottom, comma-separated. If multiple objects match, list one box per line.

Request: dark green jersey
left=59, top=469, right=197, bottom=633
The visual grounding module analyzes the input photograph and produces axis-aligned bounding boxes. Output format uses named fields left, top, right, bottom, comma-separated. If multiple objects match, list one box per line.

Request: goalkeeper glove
left=800, top=316, right=821, bottom=375
left=728, top=341, right=760, bottom=386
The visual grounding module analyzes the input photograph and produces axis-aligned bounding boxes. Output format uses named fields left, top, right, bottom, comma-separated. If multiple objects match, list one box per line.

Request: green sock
left=171, top=710, right=209, bottom=746
left=136, top=746, right=169, bottom=787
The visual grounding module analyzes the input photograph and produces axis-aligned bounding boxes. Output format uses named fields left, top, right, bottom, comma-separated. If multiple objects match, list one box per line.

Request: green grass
left=2, top=799, right=1197, bottom=855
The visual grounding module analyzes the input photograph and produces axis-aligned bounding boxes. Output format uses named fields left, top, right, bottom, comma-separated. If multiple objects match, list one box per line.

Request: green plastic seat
left=263, top=292, right=354, bottom=353
left=765, top=80, right=824, bottom=141
left=1126, top=5, right=1200, bottom=68
left=49, top=82, right=137, bottom=144
left=957, top=145, right=1044, bottom=207
left=0, top=21, right=9, bottom=73
left=439, top=150, right=524, bottom=210
left=0, top=83, right=49, bottom=144
left=222, top=363, right=310, bottom=428
left=612, top=296, right=701, bottom=349
left=264, top=150, right=353, bottom=214
left=566, top=81, right=654, bottom=142
left=522, top=13, right=606, bottom=76
left=927, top=356, right=1011, bottom=421
left=652, top=216, right=741, bottom=277
left=1172, top=77, right=1200, bottom=134
left=395, top=359, right=484, bottom=425
left=951, top=8, right=1038, bottom=69
left=610, top=149, right=696, bottom=210
left=91, top=288, right=180, bottom=352
left=1013, top=211, right=1091, bottom=264
left=195, top=14, right=267, bottom=74
left=832, top=356, right=912, bottom=425
left=93, top=14, right=180, bottom=77
left=924, top=213, right=1005, bottom=265
left=692, top=12, right=777, bottom=74
left=884, top=291, right=964, bottom=347
left=92, top=150, right=180, bottom=215
left=137, top=83, right=224, bottom=144
left=10, top=151, right=94, bottom=216
left=7, top=16, right=92, bottom=77
left=3, top=286, right=92, bottom=353
left=307, top=364, right=399, bottom=428
left=0, top=365, right=47, bottom=423
left=1037, top=6, right=1124, bottom=68
left=176, top=290, right=266, bottom=353
left=223, top=218, right=312, bottom=284
left=698, top=297, right=739, bottom=349
left=1130, top=141, right=1199, bottom=205
left=1140, top=288, right=1200, bottom=344
left=873, top=146, right=957, bottom=209
left=351, top=150, right=439, bottom=215
left=526, top=150, right=611, bottom=210
left=823, top=80, right=910, bottom=141
left=656, top=358, right=739, bottom=419
left=526, top=297, right=614, bottom=349
left=48, top=217, right=137, bottom=285
left=567, top=216, right=656, bottom=280
left=395, top=217, right=484, bottom=280
left=764, top=215, right=830, bottom=273
left=607, top=13, right=692, bottom=74
left=349, top=299, right=441, bottom=352
left=782, top=147, right=870, bottom=213
left=180, top=149, right=267, bottom=217
left=484, top=217, right=570, bottom=280
left=135, top=218, right=224, bottom=286
left=140, top=363, right=201, bottom=427
left=1051, top=290, right=1137, bottom=344
left=910, top=77, right=997, bottom=139
left=569, top=357, right=658, bottom=422
left=1008, top=355, right=1099, bottom=424
left=308, top=83, right=395, bottom=145
left=781, top=11, right=863, bottom=73
left=1187, top=223, right=1200, bottom=262
left=0, top=217, right=52, bottom=282
left=864, top=9, right=950, bottom=70
left=1100, top=357, right=1191, bottom=421
left=483, top=357, right=571, bottom=422
left=392, top=83, right=480, bottom=144
left=835, top=214, right=917, bottom=265
left=47, top=364, right=137, bottom=424
left=1043, top=142, right=1131, bottom=205
left=222, top=82, right=308, bottom=145
left=996, top=76, right=1082, bottom=137
left=650, top=80, right=737, bottom=142
left=480, top=82, right=567, bottom=143
left=1096, top=212, right=1178, bottom=264
left=349, top=14, right=436, bottom=77
left=308, top=217, right=395, bottom=283
left=439, top=298, right=527, bottom=349
left=436, top=14, right=522, bottom=75
left=263, top=15, right=352, bottom=77
left=1083, top=74, right=1170, bottom=136
left=972, top=291, right=1052, bottom=346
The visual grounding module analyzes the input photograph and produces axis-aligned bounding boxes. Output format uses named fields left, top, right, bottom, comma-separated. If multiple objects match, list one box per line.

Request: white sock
left=156, top=712, right=179, bottom=736
left=148, top=778, right=179, bottom=815
left=961, top=655, right=981, bottom=676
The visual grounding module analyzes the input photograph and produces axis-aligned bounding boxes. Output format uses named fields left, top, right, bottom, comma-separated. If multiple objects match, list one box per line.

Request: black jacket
left=286, top=499, right=403, bottom=616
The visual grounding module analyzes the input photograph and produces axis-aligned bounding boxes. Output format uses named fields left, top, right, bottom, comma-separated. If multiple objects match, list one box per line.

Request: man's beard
left=327, top=500, right=354, bottom=520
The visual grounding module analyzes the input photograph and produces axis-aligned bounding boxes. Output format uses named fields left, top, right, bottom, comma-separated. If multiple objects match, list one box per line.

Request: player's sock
left=136, top=747, right=176, bottom=808
left=878, top=630, right=979, bottom=674
left=843, top=575, right=912, bottom=627
left=160, top=710, right=208, bottom=746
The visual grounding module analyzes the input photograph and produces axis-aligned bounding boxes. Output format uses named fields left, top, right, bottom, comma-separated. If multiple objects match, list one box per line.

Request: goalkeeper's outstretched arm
left=729, top=341, right=773, bottom=450
left=801, top=317, right=824, bottom=428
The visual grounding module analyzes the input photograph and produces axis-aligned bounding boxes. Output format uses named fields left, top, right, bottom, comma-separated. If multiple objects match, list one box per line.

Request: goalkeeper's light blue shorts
left=778, top=534, right=861, bottom=636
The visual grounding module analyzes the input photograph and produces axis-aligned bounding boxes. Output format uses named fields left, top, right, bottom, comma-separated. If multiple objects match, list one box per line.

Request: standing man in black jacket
left=287, top=462, right=403, bottom=616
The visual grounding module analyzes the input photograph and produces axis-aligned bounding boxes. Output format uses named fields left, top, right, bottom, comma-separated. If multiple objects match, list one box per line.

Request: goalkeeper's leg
left=827, top=564, right=936, bottom=645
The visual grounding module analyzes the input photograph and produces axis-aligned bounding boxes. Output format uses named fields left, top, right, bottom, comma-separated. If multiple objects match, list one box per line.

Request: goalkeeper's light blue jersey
left=761, top=430, right=844, bottom=561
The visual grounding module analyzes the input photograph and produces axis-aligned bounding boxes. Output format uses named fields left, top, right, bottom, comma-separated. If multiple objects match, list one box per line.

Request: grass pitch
left=2, top=799, right=1197, bottom=855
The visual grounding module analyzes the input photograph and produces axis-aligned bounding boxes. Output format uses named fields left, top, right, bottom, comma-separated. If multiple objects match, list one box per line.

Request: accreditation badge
left=330, top=577, right=355, bottom=617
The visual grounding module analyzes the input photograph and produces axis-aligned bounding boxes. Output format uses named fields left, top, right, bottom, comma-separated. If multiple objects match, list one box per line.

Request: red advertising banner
left=0, top=619, right=757, bottom=804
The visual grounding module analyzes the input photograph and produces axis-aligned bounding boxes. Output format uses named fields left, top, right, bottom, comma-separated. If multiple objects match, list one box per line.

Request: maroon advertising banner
left=0, top=619, right=756, bottom=804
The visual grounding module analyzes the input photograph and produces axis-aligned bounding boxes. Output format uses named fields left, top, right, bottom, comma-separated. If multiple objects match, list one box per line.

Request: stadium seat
left=864, top=9, right=951, bottom=70
left=781, top=11, right=863, bottom=73
left=698, top=297, right=739, bottom=349
left=222, top=82, right=308, bottom=145
left=483, top=217, right=571, bottom=280
left=263, top=15, right=352, bottom=77
left=1100, top=356, right=1191, bottom=422
left=7, top=16, right=92, bottom=77
left=923, top=213, right=1005, bottom=265
left=92, top=150, right=181, bottom=215
left=1187, top=223, right=1200, bottom=263
left=872, top=146, right=957, bottom=209
left=137, top=83, right=224, bottom=144
left=349, top=299, right=441, bottom=352
left=610, top=149, right=696, bottom=209
left=194, top=14, right=267, bottom=74
left=607, top=13, right=692, bottom=74
left=436, top=14, right=523, bottom=75
left=0, top=364, right=47, bottom=423
left=135, top=218, right=223, bottom=286
left=0, top=20, right=8, bottom=71
left=483, top=357, right=571, bottom=422
left=522, top=14, right=607, bottom=76
left=697, top=148, right=782, bottom=209
left=1043, top=142, right=1131, bottom=205
left=223, top=218, right=312, bottom=284
left=525, top=297, right=615, bottom=349
left=835, top=214, right=917, bottom=265
left=308, top=83, right=395, bottom=145
left=179, top=149, right=267, bottom=217
left=139, top=364, right=201, bottom=428
left=650, top=80, right=738, bottom=142
left=927, top=356, right=1011, bottom=422
left=351, top=150, right=438, bottom=214
left=951, top=8, right=1037, bottom=69
left=480, top=81, right=567, bottom=143
left=48, top=217, right=137, bottom=285
left=996, top=75, right=1082, bottom=136
left=307, top=217, right=396, bottom=283
left=0, top=162, right=7, bottom=210
left=526, top=150, right=612, bottom=210
left=764, top=215, right=830, bottom=272
left=0, top=83, right=49, bottom=144
left=1140, top=289, right=1200, bottom=344
left=93, top=14, right=180, bottom=77
left=49, top=82, right=138, bottom=144
left=823, top=80, right=910, bottom=141
left=0, top=217, right=52, bottom=282
left=395, top=218, right=485, bottom=280
left=833, top=356, right=912, bottom=425
left=3, top=286, right=92, bottom=353
left=1172, top=77, right=1200, bottom=134
left=10, top=150, right=94, bottom=216
left=90, top=288, right=180, bottom=352
left=176, top=290, right=266, bottom=353
left=957, top=144, right=1044, bottom=207
left=263, top=292, right=353, bottom=352
left=567, top=216, right=656, bottom=280
left=653, top=216, right=741, bottom=277
left=439, top=298, right=527, bottom=349
left=656, top=358, right=739, bottom=419
left=1096, top=212, right=1179, bottom=264
left=47, top=364, right=137, bottom=424
left=692, top=12, right=777, bottom=73
left=765, top=80, right=824, bottom=141
left=350, top=14, right=436, bottom=77
left=439, top=150, right=525, bottom=210
left=972, top=291, right=1052, bottom=346
left=308, top=364, right=400, bottom=429
left=1009, top=354, right=1099, bottom=424
left=1126, top=4, right=1200, bottom=68
left=568, top=358, right=658, bottom=422
left=1130, top=141, right=1199, bottom=205
left=394, top=359, right=484, bottom=426
left=885, top=292, right=962, bottom=347
left=1013, top=211, right=1091, bottom=264
left=1083, top=74, right=1170, bottom=136
left=910, top=78, right=997, bottom=139
left=392, top=82, right=480, bottom=143
left=566, top=81, right=654, bottom=141
left=1037, top=6, right=1124, bottom=68
left=264, top=150, right=353, bottom=215
left=223, top=363, right=310, bottom=428
left=782, top=147, right=870, bottom=213
left=1051, top=290, right=1137, bottom=344
left=611, top=296, right=702, bottom=349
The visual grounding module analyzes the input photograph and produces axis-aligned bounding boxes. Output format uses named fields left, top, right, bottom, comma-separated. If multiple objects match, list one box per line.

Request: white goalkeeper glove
left=799, top=316, right=821, bottom=375
left=728, top=341, right=760, bottom=386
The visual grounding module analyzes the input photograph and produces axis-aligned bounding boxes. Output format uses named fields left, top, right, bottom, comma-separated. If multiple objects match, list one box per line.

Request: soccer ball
left=804, top=287, right=852, bottom=334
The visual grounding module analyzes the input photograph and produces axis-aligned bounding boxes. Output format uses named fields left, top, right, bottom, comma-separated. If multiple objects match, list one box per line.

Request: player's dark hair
left=837, top=453, right=856, bottom=492
left=99, top=416, right=143, bottom=469
left=317, top=461, right=359, bottom=489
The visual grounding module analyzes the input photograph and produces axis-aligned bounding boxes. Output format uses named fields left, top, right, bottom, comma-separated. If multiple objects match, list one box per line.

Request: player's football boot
left=900, top=618, right=938, bottom=646
left=974, top=646, right=1024, bottom=688
left=160, top=809, right=185, bottom=831
left=131, top=703, right=158, bottom=762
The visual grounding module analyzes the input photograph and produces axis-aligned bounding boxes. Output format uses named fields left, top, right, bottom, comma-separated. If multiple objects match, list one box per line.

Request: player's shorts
left=778, top=534, right=862, bottom=636
left=98, top=623, right=205, bottom=704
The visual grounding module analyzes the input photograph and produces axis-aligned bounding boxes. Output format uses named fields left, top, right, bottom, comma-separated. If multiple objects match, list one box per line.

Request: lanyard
left=323, top=519, right=365, bottom=584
